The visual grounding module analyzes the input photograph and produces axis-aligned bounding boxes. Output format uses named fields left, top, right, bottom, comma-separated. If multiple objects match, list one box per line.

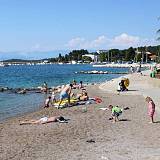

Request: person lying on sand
left=108, top=105, right=123, bottom=123
left=19, top=116, right=68, bottom=125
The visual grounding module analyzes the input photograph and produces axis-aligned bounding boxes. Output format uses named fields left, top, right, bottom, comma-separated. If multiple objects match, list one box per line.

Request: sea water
left=0, top=64, right=128, bottom=121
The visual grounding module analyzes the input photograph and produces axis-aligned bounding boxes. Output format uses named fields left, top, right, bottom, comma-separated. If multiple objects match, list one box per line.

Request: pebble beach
left=1, top=70, right=160, bottom=160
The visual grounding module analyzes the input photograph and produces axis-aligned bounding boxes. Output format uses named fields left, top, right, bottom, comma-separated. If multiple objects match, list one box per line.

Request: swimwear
left=39, top=117, right=48, bottom=123
left=60, top=91, right=69, bottom=99
left=148, top=101, right=155, bottom=117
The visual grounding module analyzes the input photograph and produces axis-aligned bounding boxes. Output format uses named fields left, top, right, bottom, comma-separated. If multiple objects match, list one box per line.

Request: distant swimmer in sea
left=19, top=116, right=68, bottom=125
left=145, top=96, right=155, bottom=123
left=58, top=84, right=73, bottom=108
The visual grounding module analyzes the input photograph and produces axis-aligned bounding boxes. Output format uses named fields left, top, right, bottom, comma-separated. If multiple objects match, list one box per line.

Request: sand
left=1, top=73, right=160, bottom=160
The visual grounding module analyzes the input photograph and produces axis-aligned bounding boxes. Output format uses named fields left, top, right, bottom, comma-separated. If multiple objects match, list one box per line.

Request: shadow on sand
left=119, top=119, right=131, bottom=122
left=154, top=121, right=160, bottom=123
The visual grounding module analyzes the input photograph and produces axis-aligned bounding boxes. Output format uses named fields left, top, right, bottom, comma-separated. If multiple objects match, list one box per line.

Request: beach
left=1, top=72, right=160, bottom=160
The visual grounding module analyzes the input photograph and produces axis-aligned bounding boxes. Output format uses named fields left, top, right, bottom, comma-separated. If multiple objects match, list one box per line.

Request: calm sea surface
left=0, top=64, right=129, bottom=121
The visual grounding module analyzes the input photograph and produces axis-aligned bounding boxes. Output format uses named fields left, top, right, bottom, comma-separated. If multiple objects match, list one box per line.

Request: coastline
left=1, top=70, right=160, bottom=159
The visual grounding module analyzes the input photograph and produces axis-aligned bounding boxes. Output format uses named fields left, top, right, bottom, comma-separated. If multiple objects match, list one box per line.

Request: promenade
left=99, top=70, right=160, bottom=112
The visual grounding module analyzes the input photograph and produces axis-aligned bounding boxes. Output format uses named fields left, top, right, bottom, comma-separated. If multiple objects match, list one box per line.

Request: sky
left=0, top=0, right=160, bottom=59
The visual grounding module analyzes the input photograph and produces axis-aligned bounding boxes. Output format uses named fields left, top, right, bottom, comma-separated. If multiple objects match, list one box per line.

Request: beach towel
left=99, top=108, right=108, bottom=111
left=95, top=97, right=102, bottom=103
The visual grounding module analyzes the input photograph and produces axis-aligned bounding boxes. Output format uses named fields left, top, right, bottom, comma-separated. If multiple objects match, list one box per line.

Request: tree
left=82, top=56, right=92, bottom=62
left=99, top=52, right=107, bottom=62
left=58, top=53, right=62, bottom=62
left=125, top=47, right=135, bottom=61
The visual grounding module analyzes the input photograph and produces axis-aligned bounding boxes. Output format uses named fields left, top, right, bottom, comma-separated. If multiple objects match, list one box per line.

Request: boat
left=0, top=63, right=9, bottom=67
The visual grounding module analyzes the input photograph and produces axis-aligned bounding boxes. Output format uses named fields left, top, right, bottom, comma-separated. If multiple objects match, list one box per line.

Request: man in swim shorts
left=58, top=84, right=73, bottom=108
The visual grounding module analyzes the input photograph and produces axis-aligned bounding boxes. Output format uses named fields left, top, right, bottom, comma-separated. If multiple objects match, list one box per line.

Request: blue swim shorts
left=60, top=91, right=69, bottom=99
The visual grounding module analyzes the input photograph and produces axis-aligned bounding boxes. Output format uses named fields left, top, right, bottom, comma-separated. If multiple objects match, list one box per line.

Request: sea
left=0, top=64, right=129, bottom=121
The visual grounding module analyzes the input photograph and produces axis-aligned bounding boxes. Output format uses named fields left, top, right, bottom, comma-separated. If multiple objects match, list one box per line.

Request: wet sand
left=1, top=76, right=160, bottom=160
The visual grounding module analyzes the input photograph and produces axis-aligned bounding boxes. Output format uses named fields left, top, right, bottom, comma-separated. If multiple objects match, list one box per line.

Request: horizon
left=0, top=0, right=160, bottom=60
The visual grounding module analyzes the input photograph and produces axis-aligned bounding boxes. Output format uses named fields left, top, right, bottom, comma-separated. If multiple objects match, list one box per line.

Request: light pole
left=145, top=46, right=148, bottom=63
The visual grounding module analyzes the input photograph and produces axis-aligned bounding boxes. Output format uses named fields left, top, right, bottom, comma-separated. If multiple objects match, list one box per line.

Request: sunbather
left=76, top=89, right=89, bottom=101
left=19, top=116, right=68, bottom=125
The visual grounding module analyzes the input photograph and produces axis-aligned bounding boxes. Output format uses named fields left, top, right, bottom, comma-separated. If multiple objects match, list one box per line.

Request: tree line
left=49, top=45, right=160, bottom=63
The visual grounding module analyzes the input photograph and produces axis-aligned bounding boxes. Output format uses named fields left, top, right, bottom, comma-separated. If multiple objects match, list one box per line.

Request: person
left=51, top=91, right=56, bottom=103
left=72, top=78, right=77, bottom=85
left=136, top=64, right=141, bottom=73
left=108, top=105, right=123, bottom=123
left=145, top=96, right=155, bottom=123
left=58, top=84, right=73, bottom=108
left=42, top=81, right=48, bottom=93
left=119, top=80, right=128, bottom=92
left=44, top=96, right=52, bottom=108
left=79, top=81, right=83, bottom=89
left=76, top=89, right=89, bottom=101
left=19, top=116, right=68, bottom=125
left=130, top=66, right=134, bottom=73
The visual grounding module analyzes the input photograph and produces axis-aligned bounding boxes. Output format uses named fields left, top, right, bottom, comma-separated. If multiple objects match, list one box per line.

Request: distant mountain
left=0, top=50, right=69, bottom=61
left=2, top=59, right=41, bottom=63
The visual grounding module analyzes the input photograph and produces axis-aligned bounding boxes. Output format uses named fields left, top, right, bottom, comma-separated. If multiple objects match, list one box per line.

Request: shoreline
left=1, top=84, right=160, bottom=159
left=1, top=70, right=160, bottom=159
left=1, top=68, right=159, bottom=123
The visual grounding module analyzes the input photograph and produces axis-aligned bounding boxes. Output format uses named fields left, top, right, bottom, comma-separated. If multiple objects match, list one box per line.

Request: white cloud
left=66, top=33, right=157, bottom=50
left=66, top=37, right=85, bottom=48
left=91, top=35, right=108, bottom=47
left=112, top=33, right=140, bottom=46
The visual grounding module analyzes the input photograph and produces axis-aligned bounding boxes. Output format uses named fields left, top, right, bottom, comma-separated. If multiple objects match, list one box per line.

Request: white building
left=96, top=50, right=108, bottom=54
left=82, top=54, right=98, bottom=62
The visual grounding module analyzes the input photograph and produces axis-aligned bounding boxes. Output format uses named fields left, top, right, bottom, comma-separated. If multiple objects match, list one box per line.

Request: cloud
left=66, top=33, right=157, bottom=50
left=91, top=35, right=109, bottom=47
left=111, top=33, right=140, bottom=46
left=66, top=37, right=85, bottom=48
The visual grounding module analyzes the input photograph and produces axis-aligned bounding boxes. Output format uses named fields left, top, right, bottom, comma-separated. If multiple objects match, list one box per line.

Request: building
left=82, top=54, right=98, bottom=62
left=96, top=50, right=108, bottom=54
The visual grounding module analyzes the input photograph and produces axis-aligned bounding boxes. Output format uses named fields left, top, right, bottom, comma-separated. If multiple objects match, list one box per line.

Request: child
left=145, top=96, right=155, bottom=123
left=51, top=91, right=56, bottom=103
left=44, top=96, right=51, bottom=108
left=108, top=105, right=123, bottom=123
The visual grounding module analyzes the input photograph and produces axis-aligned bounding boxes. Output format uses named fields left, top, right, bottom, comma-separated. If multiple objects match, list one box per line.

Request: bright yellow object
left=53, top=98, right=78, bottom=106
left=123, top=78, right=130, bottom=87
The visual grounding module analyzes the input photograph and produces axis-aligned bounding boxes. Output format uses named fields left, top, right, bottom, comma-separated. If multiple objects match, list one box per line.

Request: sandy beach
left=1, top=72, right=160, bottom=160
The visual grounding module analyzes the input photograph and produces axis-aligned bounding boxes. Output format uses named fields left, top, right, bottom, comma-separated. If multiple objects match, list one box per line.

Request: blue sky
left=0, top=0, right=160, bottom=59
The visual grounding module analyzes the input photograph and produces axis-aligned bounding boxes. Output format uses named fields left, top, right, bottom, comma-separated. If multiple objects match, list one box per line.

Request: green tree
left=125, top=47, right=135, bottom=61
left=99, top=52, right=107, bottom=62
left=136, top=53, right=142, bottom=62
left=82, top=56, right=92, bottom=62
